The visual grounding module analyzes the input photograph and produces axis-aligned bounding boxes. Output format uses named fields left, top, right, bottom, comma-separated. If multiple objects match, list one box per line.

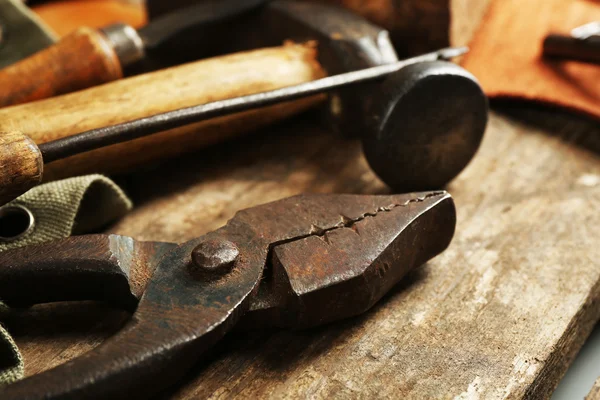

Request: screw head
left=189, top=239, right=239, bottom=279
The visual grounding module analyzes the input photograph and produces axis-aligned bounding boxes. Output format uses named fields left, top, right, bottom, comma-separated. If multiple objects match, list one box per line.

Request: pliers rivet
left=190, top=239, right=239, bottom=278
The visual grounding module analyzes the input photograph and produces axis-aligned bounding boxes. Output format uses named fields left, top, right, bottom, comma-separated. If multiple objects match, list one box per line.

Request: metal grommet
left=0, top=205, right=35, bottom=242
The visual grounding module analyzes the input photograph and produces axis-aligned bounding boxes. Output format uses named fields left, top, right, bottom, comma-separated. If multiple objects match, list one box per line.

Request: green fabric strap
left=0, top=0, right=57, bottom=68
left=0, top=175, right=132, bottom=385
left=0, top=313, right=22, bottom=386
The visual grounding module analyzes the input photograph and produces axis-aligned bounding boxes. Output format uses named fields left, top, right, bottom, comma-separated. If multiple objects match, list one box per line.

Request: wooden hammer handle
left=0, top=43, right=324, bottom=197
left=0, top=27, right=122, bottom=108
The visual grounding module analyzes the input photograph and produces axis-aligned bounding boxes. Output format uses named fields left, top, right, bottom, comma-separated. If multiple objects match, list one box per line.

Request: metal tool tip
left=439, top=46, right=470, bottom=60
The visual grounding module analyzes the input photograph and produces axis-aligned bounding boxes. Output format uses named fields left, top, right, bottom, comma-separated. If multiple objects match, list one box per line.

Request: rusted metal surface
left=0, top=192, right=455, bottom=399
left=243, top=192, right=456, bottom=329
left=0, top=234, right=175, bottom=311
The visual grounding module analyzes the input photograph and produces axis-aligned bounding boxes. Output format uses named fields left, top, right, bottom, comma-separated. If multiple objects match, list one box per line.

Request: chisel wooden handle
left=33, top=0, right=146, bottom=37
left=0, top=27, right=123, bottom=108
left=0, top=132, right=43, bottom=205
left=0, top=43, right=324, bottom=203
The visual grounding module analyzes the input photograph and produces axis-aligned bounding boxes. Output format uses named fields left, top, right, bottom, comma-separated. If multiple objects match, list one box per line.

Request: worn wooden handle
left=0, top=131, right=43, bottom=205
left=0, top=27, right=122, bottom=108
left=0, top=43, right=325, bottom=182
left=33, top=0, right=146, bottom=37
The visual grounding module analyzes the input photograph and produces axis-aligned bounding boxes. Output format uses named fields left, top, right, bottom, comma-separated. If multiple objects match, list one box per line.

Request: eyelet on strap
left=0, top=205, right=35, bottom=242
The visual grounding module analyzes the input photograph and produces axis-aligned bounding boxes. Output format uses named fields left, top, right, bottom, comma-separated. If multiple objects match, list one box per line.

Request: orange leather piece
left=461, top=0, right=600, bottom=120
left=33, top=0, right=146, bottom=37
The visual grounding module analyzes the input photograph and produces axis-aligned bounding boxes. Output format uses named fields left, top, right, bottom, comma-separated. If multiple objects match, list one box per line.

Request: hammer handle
left=0, top=43, right=324, bottom=187
left=0, top=27, right=123, bottom=108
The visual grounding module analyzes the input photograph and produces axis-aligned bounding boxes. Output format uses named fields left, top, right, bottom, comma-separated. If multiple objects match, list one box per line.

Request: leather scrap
left=461, top=0, right=600, bottom=121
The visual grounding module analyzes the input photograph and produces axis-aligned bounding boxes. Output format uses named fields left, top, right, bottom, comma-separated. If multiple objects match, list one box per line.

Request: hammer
left=0, top=3, right=487, bottom=203
left=215, top=1, right=488, bottom=189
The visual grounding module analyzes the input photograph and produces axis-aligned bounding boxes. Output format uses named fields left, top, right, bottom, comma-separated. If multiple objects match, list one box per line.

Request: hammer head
left=363, top=61, right=488, bottom=191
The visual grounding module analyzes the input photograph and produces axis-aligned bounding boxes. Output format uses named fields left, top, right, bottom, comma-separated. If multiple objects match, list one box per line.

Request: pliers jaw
left=244, top=192, right=455, bottom=329
left=0, top=191, right=455, bottom=399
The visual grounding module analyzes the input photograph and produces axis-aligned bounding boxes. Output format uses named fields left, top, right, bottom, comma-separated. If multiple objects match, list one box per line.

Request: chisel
left=0, top=0, right=269, bottom=107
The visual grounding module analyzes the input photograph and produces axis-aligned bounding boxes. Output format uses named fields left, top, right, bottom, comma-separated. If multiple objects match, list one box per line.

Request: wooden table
left=6, top=5, right=600, bottom=398
left=5, top=105, right=599, bottom=399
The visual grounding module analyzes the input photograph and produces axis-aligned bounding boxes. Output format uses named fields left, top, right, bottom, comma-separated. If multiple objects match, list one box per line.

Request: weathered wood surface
left=5, top=106, right=600, bottom=399
left=588, top=377, right=600, bottom=400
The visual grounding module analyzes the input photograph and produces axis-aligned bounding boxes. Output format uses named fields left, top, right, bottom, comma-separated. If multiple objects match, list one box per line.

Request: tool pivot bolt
left=190, top=239, right=239, bottom=278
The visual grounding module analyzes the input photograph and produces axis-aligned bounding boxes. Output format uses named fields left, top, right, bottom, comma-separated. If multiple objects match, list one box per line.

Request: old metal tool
left=0, top=47, right=485, bottom=206
left=146, top=0, right=489, bottom=189
left=0, top=0, right=268, bottom=107
left=543, top=22, right=600, bottom=64
left=0, top=191, right=456, bottom=399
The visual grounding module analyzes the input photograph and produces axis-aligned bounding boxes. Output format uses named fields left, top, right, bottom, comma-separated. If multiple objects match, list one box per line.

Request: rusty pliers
left=0, top=191, right=455, bottom=399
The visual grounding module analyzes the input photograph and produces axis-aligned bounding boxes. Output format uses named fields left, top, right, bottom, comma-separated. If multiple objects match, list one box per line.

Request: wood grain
left=0, top=27, right=122, bottom=108
left=0, top=132, right=43, bottom=205
left=7, top=106, right=600, bottom=398
left=0, top=43, right=325, bottom=181
left=588, top=378, right=600, bottom=400
left=33, top=0, right=146, bottom=37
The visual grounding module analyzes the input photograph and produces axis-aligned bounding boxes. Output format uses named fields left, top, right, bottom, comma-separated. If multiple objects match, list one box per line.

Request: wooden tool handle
left=0, top=132, right=43, bottom=205
left=33, top=0, right=146, bottom=37
left=0, top=43, right=325, bottom=182
left=0, top=27, right=122, bottom=108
